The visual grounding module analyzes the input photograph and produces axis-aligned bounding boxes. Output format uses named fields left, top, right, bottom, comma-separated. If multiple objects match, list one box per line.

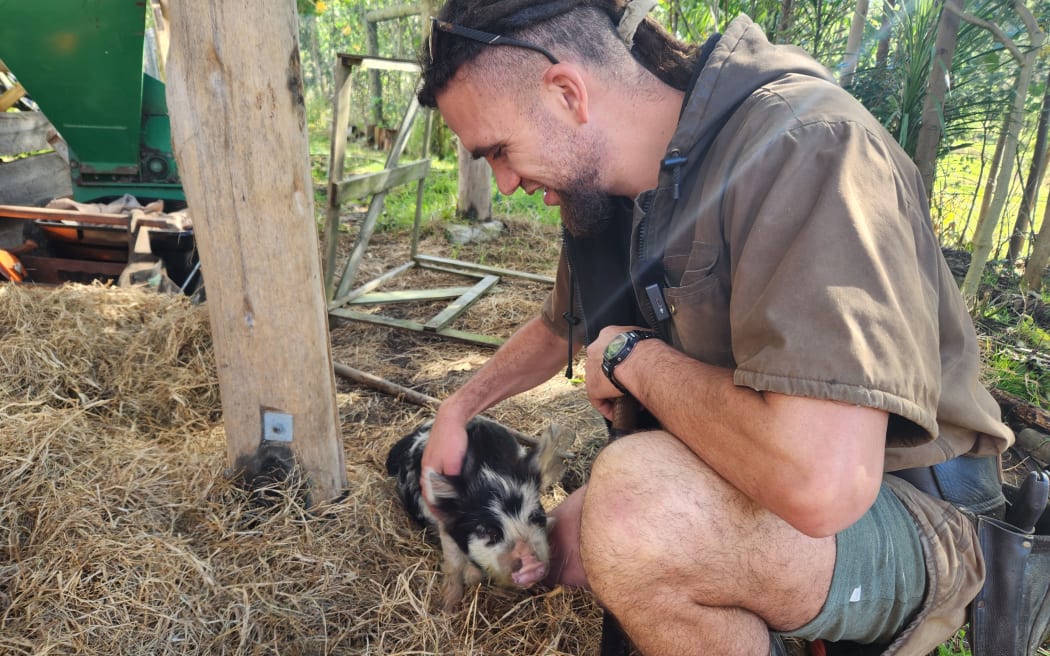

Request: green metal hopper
left=0, top=0, right=182, bottom=202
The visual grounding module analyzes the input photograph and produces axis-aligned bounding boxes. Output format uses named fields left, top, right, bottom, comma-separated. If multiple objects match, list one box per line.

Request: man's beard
left=558, top=185, right=618, bottom=238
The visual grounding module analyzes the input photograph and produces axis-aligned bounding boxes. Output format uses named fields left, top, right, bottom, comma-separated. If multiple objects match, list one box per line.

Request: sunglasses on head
left=429, top=17, right=560, bottom=65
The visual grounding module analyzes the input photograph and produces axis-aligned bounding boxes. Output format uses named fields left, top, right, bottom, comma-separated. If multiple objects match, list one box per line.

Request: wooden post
left=165, top=1, right=346, bottom=502
left=457, top=140, right=493, bottom=221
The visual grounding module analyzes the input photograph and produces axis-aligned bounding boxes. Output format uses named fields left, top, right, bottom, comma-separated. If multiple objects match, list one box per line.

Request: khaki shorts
left=777, top=476, right=984, bottom=655
left=881, top=475, right=984, bottom=656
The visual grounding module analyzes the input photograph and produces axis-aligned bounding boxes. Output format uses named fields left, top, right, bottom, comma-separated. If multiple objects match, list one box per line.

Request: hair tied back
left=617, top=0, right=658, bottom=49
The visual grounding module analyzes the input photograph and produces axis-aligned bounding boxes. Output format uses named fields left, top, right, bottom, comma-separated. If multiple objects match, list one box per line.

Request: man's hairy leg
left=580, top=431, right=836, bottom=656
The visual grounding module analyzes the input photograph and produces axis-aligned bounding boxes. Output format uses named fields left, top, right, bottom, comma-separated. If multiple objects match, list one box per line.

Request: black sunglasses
left=429, top=18, right=560, bottom=65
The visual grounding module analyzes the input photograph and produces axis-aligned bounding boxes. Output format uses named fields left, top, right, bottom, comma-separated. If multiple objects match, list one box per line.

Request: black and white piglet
left=386, top=418, right=571, bottom=609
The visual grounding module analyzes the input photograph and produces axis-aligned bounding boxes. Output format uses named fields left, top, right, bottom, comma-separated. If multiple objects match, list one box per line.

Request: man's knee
left=580, top=431, right=722, bottom=589
left=585, top=431, right=687, bottom=531
left=587, top=429, right=721, bottom=513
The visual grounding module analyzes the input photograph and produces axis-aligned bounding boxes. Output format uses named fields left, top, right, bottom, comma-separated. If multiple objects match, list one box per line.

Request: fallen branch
left=990, top=387, right=1050, bottom=434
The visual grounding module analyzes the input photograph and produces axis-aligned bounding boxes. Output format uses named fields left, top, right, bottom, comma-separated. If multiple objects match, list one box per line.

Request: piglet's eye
left=529, top=510, right=547, bottom=527
left=475, top=525, right=502, bottom=545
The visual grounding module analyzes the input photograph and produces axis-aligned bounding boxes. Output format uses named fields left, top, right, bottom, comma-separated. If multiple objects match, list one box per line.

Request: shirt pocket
left=663, top=242, right=734, bottom=367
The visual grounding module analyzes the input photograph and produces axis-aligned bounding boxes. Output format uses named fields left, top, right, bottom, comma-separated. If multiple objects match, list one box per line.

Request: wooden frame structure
left=322, top=54, right=553, bottom=347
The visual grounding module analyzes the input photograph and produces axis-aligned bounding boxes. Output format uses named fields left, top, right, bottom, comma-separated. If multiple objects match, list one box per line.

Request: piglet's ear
left=425, top=471, right=459, bottom=504
left=532, top=423, right=574, bottom=489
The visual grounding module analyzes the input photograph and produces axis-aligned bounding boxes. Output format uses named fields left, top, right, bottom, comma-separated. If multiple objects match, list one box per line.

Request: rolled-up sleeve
left=723, top=119, right=942, bottom=443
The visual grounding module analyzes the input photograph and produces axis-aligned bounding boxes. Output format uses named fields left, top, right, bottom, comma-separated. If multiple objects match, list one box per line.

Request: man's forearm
left=614, top=338, right=887, bottom=537
left=439, top=316, right=574, bottom=423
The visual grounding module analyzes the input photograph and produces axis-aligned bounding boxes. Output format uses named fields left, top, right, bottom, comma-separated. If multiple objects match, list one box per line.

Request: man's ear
left=544, top=63, right=589, bottom=125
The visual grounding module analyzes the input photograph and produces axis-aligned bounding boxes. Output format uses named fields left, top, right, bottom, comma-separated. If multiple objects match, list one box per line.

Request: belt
left=890, top=454, right=1006, bottom=518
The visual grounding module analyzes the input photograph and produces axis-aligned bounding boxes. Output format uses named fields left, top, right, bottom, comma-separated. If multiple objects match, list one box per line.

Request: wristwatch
left=601, top=330, right=659, bottom=395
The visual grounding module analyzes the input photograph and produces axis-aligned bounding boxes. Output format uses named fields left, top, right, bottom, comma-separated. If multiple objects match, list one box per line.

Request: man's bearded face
left=558, top=184, right=616, bottom=238
left=539, top=110, right=615, bottom=238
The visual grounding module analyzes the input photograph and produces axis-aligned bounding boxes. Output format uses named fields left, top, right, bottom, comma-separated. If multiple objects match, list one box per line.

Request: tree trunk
left=839, top=0, right=869, bottom=88
left=876, top=0, right=895, bottom=68
left=365, top=14, right=384, bottom=128
left=960, top=2, right=1044, bottom=302
left=914, top=0, right=963, bottom=199
left=166, top=0, right=347, bottom=503
left=1022, top=190, right=1050, bottom=291
left=1007, top=67, right=1050, bottom=263
left=970, top=114, right=1010, bottom=247
left=776, top=0, right=796, bottom=44
left=301, top=10, right=328, bottom=101
left=456, top=140, right=492, bottom=221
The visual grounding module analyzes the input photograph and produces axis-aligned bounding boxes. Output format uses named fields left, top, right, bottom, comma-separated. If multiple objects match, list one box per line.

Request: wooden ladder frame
left=322, top=54, right=553, bottom=347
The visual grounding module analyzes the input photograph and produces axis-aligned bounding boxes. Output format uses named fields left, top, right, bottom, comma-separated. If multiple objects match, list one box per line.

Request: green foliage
left=789, top=0, right=855, bottom=63
left=936, top=628, right=972, bottom=656
left=848, top=0, right=941, bottom=154
left=974, top=282, right=1050, bottom=409
left=297, top=0, right=426, bottom=136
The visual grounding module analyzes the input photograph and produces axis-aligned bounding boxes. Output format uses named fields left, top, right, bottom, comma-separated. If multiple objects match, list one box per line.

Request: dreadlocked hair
left=417, top=0, right=700, bottom=107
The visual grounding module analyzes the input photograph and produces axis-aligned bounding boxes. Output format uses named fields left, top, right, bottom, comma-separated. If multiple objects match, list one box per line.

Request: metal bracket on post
left=263, top=410, right=294, bottom=443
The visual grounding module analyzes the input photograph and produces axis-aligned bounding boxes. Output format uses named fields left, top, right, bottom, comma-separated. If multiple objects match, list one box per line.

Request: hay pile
left=0, top=219, right=612, bottom=655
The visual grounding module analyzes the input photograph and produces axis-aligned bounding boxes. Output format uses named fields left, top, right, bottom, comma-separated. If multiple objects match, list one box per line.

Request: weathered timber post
left=165, top=1, right=346, bottom=502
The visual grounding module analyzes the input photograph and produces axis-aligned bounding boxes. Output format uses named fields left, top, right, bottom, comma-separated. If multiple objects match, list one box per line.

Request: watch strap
left=602, top=330, right=658, bottom=395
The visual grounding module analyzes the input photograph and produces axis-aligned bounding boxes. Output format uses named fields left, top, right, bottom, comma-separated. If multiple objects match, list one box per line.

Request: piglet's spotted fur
left=386, top=418, right=571, bottom=610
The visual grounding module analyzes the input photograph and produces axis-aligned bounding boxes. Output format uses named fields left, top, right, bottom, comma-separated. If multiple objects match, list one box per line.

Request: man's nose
left=490, top=161, right=522, bottom=196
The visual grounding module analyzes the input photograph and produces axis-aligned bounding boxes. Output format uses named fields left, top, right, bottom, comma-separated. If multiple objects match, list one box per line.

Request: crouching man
left=413, top=1, right=1035, bottom=654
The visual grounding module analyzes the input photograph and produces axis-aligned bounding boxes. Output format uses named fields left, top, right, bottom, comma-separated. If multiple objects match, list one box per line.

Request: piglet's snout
left=509, top=541, right=548, bottom=587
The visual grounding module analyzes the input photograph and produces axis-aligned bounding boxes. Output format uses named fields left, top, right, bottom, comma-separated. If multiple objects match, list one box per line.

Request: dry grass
left=0, top=217, right=611, bottom=655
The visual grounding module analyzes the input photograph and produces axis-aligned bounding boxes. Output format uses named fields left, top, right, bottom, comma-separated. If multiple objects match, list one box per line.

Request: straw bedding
left=0, top=217, right=612, bottom=655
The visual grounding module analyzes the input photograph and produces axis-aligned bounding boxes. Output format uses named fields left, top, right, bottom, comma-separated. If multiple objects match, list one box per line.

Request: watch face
left=604, top=332, right=630, bottom=360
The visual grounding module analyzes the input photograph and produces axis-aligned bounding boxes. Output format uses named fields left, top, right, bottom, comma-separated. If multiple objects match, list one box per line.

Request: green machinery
left=0, top=0, right=182, bottom=203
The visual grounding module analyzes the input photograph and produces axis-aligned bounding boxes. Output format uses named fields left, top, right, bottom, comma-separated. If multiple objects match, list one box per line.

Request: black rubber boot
left=970, top=471, right=1050, bottom=656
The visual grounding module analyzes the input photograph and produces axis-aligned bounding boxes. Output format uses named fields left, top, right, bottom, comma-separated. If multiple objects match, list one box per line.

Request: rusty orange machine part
left=0, top=249, right=25, bottom=282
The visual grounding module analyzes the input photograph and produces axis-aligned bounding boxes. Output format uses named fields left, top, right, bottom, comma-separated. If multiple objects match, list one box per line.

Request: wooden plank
left=337, top=53, right=420, bottom=73
left=410, top=110, right=434, bottom=258
left=0, top=113, right=53, bottom=156
left=166, top=0, right=345, bottom=502
left=424, top=274, right=499, bottom=331
left=349, top=286, right=476, bottom=304
left=328, top=259, right=415, bottom=310
left=0, top=204, right=173, bottom=230
left=332, top=95, right=422, bottom=299
left=364, top=3, right=421, bottom=22
left=0, top=204, right=128, bottom=225
left=416, top=254, right=556, bottom=284
left=323, top=58, right=353, bottom=299
left=334, top=158, right=430, bottom=204
left=329, top=307, right=505, bottom=347
left=333, top=189, right=387, bottom=299
left=0, top=153, right=73, bottom=207
left=0, top=82, right=25, bottom=112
